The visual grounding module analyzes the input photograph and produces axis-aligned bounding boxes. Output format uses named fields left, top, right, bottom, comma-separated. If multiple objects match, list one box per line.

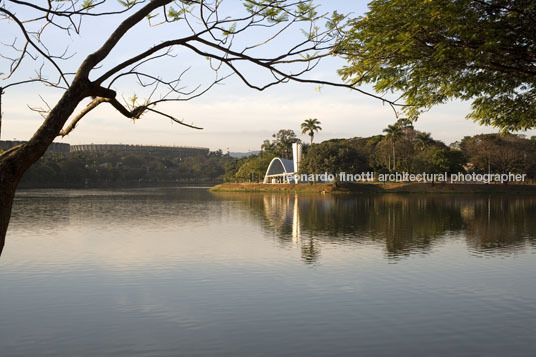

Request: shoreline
left=210, top=182, right=536, bottom=194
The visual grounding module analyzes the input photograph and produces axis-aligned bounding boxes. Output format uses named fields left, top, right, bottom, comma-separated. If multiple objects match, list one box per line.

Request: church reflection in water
left=260, top=194, right=321, bottom=263
left=217, top=192, right=536, bottom=263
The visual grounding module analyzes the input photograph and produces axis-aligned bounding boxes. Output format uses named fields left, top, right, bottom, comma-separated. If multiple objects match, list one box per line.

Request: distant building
left=70, top=144, right=209, bottom=156
left=1, top=141, right=209, bottom=157
left=0, top=141, right=70, bottom=154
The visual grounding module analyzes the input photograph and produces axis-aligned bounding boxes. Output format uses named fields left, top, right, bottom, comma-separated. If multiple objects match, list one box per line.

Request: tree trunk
left=0, top=81, right=88, bottom=255
left=0, top=87, right=3, bottom=141
left=392, top=141, right=396, bottom=171
left=0, top=147, right=23, bottom=255
left=0, top=172, right=17, bottom=255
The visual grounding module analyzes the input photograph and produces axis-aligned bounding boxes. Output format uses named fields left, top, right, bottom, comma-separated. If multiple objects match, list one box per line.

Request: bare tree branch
left=0, top=7, right=69, bottom=86
left=59, top=97, right=107, bottom=136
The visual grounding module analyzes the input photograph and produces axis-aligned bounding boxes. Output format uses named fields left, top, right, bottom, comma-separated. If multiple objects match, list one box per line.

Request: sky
left=2, top=0, right=534, bottom=152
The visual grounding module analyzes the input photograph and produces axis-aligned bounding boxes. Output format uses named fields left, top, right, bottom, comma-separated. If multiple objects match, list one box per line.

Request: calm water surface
left=1, top=188, right=535, bottom=356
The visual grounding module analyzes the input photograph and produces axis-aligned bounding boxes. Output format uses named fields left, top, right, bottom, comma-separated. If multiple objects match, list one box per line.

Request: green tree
left=382, top=124, right=402, bottom=171
left=234, top=155, right=275, bottom=182
left=460, top=134, right=536, bottom=175
left=413, top=146, right=465, bottom=175
left=396, top=118, right=414, bottom=130
left=260, top=140, right=276, bottom=156
left=414, top=132, right=434, bottom=151
left=337, top=0, right=536, bottom=132
left=301, top=118, right=322, bottom=145
left=300, top=140, right=368, bottom=178
left=270, top=129, right=300, bottom=159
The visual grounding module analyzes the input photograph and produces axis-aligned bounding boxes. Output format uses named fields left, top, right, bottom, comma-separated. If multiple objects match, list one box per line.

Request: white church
left=263, top=143, right=302, bottom=184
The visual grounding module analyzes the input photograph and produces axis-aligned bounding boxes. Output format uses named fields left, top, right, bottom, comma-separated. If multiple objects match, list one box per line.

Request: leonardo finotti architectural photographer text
left=289, top=172, right=527, bottom=184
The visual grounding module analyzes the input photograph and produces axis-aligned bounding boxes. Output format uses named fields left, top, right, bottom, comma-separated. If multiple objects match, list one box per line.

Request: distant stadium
left=0, top=141, right=70, bottom=154
left=70, top=144, right=209, bottom=156
left=1, top=141, right=209, bottom=156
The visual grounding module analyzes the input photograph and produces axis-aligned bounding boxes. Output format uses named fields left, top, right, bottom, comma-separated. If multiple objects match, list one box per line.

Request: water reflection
left=464, top=197, right=536, bottom=253
left=8, top=189, right=536, bottom=264
left=4, top=189, right=536, bottom=356
left=217, top=192, right=536, bottom=261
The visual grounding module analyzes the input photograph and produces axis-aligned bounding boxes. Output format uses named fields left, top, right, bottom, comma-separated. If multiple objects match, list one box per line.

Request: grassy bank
left=210, top=182, right=536, bottom=194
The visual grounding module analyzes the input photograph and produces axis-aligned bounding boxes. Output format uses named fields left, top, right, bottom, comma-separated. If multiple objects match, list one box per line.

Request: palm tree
left=301, top=118, right=322, bottom=145
left=414, top=132, right=433, bottom=151
left=383, top=124, right=402, bottom=171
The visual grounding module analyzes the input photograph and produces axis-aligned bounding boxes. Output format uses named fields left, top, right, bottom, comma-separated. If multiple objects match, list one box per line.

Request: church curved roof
left=265, top=157, right=295, bottom=176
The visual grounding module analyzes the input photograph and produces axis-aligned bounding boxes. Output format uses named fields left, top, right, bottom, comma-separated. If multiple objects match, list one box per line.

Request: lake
left=1, top=188, right=535, bottom=356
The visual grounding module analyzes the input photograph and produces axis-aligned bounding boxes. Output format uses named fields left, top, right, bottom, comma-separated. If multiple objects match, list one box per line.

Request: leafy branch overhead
left=337, top=0, right=536, bottom=132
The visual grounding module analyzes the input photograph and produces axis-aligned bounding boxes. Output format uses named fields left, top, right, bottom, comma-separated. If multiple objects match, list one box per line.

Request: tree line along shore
left=9, top=125, right=536, bottom=191
left=229, top=124, right=536, bottom=188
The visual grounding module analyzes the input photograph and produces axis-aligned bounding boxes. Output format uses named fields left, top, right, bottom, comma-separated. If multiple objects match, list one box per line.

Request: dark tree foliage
left=299, top=139, right=369, bottom=176
left=19, top=151, right=238, bottom=188
left=338, top=0, right=536, bottom=131
left=264, top=129, right=300, bottom=159
left=412, top=146, right=466, bottom=174
left=460, top=134, right=536, bottom=175
left=233, top=154, right=274, bottom=182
